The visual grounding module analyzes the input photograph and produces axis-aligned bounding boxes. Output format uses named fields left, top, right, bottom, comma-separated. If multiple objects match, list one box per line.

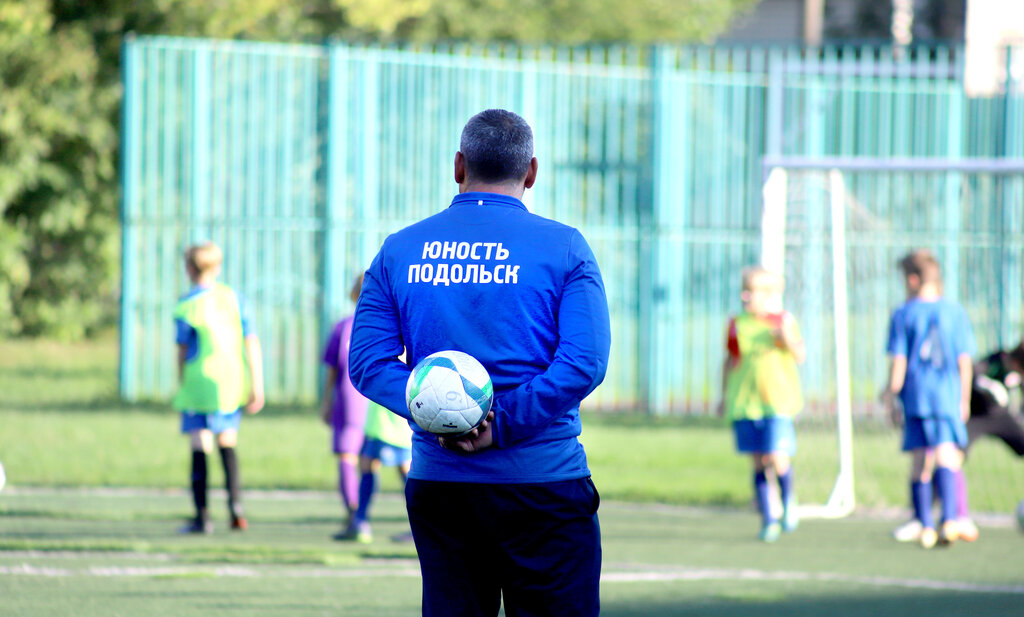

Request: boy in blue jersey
left=174, top=242, right=265, bottom=534
left=882, top=249, right=974, bottom=549
left=349, top=109, right=611, bottom=617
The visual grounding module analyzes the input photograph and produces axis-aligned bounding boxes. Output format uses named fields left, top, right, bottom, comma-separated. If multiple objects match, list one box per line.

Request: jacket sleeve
left=491, top=230, right=611, bottom=448
left=348, top=245, right=414, bottom=420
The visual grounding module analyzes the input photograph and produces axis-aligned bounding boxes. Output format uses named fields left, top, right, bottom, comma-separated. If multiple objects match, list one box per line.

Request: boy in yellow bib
left=720, top=267, right=805, bottom=542
left=174, top=242, right=264, bottom=534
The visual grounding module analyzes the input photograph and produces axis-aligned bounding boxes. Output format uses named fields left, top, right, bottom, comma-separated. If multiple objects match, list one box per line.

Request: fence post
left=191, top=45, right=212, bottom=242
left=323, top=41, right=350, bottom=338
left=642, top=45, right=672, bottom=414
left=120, top=35, right=140, bottom=402
left=944, top=55, right=964, bottom=302
left=358, top=49, right=381, bottom=266
left=1001, top=44, right=1022, bottom=345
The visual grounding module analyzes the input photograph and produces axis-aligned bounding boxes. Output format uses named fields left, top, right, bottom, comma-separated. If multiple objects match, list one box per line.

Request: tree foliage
left=0, top=1, right=118, bottom=338
left=2, top=0, right=758, bottom=339
left=374, top=0, right=761, bottom=44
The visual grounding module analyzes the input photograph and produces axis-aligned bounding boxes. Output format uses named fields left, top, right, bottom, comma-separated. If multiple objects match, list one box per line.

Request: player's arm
left=321, top=329, right=342, bottom=425
left=780, top=313, right=806, bottom=364
left=958, top=353, right=973, bottom=422
left=349, top=251, right=413, bottom=420
left=952, top=306, right=977, bottom=422
left=883, top=354, right=906, bottom=426
left=244, top=334, right=265, bottom=414
left=177, top=344, right=187, bottom=383
left=882, top=312, right=907, bottom=426
left=174, top=316, right=191, bottom=383
left=717, top=356, right=735, bottom=418
left=488, top=231, right=611, bottom=449
left=718, top=319, right=739, bottom=417
left=322, top=366, right=337, bottom=425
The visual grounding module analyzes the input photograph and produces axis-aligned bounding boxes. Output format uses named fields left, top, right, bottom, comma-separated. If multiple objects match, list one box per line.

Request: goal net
left=761, top=157, right=1024, bottom=519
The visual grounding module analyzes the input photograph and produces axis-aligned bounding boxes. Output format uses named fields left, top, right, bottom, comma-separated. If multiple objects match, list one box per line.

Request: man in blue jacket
left=349, top=108, right=611, bottom=617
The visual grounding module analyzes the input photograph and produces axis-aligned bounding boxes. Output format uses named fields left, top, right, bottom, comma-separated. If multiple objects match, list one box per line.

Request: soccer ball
left=1016, top=499, right=1024, bottom=533
left=0, top=461, right=5, bottom=492
left=406, top=350, right=493, bottom=436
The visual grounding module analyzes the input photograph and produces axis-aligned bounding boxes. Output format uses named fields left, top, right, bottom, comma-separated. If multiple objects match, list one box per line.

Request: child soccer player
left=883, top=249, right=974, bottom=549
left=173, top=242, right=264, bottom=534
left=721, top=266, right=806, bottom=543
left=340, top=401, right=413, bottom=543
left=321, top=274, right=370, bottom=539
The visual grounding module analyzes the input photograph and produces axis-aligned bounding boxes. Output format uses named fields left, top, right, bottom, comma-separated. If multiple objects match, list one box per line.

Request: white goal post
left=761, top=156, right=1024, bottom=520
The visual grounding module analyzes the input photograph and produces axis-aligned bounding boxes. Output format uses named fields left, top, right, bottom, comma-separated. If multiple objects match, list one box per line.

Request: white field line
left=3, top=486, right=1016, bottom=527
left=601, top=567, right=1024, bottom=594
left=1, top=561, right=1022, bottom=595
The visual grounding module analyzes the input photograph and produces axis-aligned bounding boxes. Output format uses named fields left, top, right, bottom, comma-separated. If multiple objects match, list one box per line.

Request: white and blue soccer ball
left=406, top=350, right=493, bottom=436
left=0, top=461, right=6, bottom=492
left=1016, top=499, right=1024, bottom=534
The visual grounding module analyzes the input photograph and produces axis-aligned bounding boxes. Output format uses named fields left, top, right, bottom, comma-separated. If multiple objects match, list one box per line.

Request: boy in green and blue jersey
left=174, top=242, right=264, bottom=534
left=721, top=266, right=805, bottom=543
left=340, top=401, right=413, bottom=543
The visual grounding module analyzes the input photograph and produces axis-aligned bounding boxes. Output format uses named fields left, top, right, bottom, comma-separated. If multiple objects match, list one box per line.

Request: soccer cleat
left=759, top=522, right=782, bottom=543
left=230, top=516, right=248, bottom=531
left=919, top=527, right=938, bottom=549
left=938, top=520, right=959, bottom=546
left=389, top=531, right=415, bottom=543
left=782, top=499, right=799, bottom=533
left=335, top=520, right=372, bottom=543
left=956, top=518, right=979, bottom=542
left=892, top=519, right=923, bottom=542
left=178, top=518, right=213, bottom=535
left=354, top=522, right=373, bottom=544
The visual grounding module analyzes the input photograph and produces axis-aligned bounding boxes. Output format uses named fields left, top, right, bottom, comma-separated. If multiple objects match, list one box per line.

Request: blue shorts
left=733, top=417, right=797, bottom=455
left=359, top=437, right=412, bottom=466
left=903, top=415, right=967, bottom=451
left=180, top=410, right=242, bottom=434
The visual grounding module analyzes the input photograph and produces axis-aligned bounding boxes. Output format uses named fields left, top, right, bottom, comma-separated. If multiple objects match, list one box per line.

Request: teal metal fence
left=121, top=37, right=1024, bottom=411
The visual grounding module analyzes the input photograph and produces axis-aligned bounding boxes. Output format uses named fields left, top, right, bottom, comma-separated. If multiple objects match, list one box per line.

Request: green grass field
left=2, top=336, right=1023, bottom=511
left=2, top=488, right=1022, bottom=617
left=2, top=336, right=1024, bottom=616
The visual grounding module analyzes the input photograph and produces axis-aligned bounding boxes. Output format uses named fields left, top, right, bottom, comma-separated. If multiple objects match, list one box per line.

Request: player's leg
left=934, top=440, right=964, bottom=544
left=334, top=415, right=363, bottom=529
left=910, top=444, right=937, bottom=548
left=182, top=420, right=214, bottom=534
left=753, top=453, right=781, bottom=542
left=494, top=478, right=602, bottom=617
left=734, top=419, right=778, bottom=541
left=406, top=479, right=502, bottom=617
left=348, top=441, right=383, bottom=543
left=388, top=451, right=414, bottom=543
left=902, top=417, right=937, bottom=547
left=957, top=389, right=995, bottom=542
left=212, top=411, right=245, bottom=529
left=767, top=416, right=798, bottom=533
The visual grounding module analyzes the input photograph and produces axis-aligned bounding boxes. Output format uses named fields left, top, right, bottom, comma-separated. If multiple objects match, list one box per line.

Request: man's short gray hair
left=459, top=109, right=534, bottom=183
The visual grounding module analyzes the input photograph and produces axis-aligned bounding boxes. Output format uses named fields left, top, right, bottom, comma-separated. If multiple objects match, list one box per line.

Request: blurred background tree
left=0, top=1, right=117, bottom=338
left=1, top=0, right=758, bottom=339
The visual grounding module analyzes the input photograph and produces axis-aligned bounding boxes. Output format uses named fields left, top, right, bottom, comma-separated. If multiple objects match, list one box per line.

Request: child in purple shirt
left=321, top=274, right=369, bottom=539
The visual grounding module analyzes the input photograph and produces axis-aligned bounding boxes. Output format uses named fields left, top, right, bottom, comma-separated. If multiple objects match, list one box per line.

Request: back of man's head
left=460, top=109, right=533, bottom=184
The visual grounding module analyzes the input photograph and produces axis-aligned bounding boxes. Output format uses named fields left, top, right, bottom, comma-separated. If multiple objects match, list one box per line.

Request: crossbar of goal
left=760, top=155, right=1024, bottom=520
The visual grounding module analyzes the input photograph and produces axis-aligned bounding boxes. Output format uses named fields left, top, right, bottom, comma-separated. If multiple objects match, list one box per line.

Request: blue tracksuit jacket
left=348, top=191, right=611, bottom=483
